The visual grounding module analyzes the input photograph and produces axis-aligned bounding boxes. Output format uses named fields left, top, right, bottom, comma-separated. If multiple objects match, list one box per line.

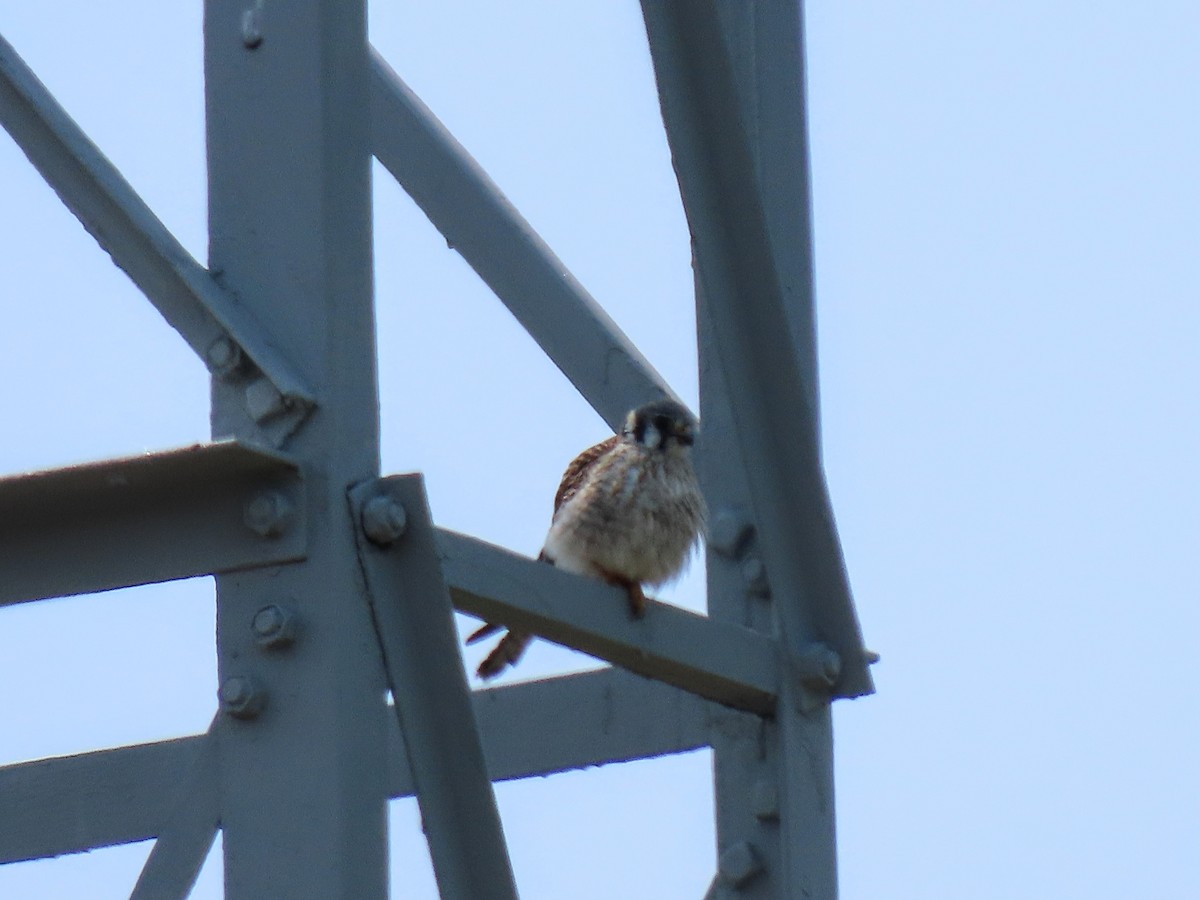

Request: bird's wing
left=552, top=434, right=620, bottom=514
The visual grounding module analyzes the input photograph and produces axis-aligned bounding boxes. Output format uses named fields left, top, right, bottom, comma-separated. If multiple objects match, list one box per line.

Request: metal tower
left=0, top=2, right=872, bottom=897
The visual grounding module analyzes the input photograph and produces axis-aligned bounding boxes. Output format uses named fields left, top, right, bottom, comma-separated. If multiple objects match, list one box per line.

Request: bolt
left=244, top=490, right=294, bottom=538
left=241, top=0, right=265, bottom=48
left=252, top=604, right=297, bottom=649
left=219, top=675, right=266, bottom=719
left=741, top=557, right=770, bottom=598
left=751, top=779, right=779, bottom=821
left=709, top=509, right=753, bottom=558
left=361, top=494, right=407, bottom=546
left=718, top=841, right=763, bottom=888
left=793, top=644, right=841, bottom=687
left=244, top=376, right=288, bottom=423
left=205, top=335, right=243, bottom=379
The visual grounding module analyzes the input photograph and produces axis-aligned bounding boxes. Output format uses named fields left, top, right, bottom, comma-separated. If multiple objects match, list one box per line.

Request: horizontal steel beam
left=127, top=720, right=220, bottom=900
left=0, top=669, right=713, bottom=863
left=437, top=529, right=780, bottom=715
left=369, top=47, right=677, bottom=432
left=0, top=34, right=313, bottom=442
left=0, top=441, right=306, bottom=606
left=453, top=667, right=716, bottom=789
left=0, top=735, right=205, bottom=864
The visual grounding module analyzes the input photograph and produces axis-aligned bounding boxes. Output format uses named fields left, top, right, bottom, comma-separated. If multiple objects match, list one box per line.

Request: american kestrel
left=468, top=398, right=707, bottom=678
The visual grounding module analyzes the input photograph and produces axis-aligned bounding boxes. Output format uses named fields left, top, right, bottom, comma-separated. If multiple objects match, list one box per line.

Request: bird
left=467, top=398, right=707, bottom=679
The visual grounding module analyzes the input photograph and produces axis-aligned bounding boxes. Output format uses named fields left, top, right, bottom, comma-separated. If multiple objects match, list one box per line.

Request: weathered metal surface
left=0, top=441, right=305, bottom=607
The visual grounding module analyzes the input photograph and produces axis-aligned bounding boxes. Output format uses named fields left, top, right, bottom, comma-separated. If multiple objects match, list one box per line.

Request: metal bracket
left=0, top=440, right=306, bottom=606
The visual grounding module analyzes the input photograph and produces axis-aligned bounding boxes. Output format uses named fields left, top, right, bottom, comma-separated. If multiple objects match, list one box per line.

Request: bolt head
left=709, top=509, right=753, bottom=558
left=751, top=780, right=779, bottom=821
left=241, top=2, right=264, bottom=48
left=741, top=557, right=771, bottom=597
left=719, top=841, right=763, bottom=888
left=219, top=675, right=266, bottom=719
left=205, top=336, right=243, bottom=379
left=252, top=604, right=296, bottom=649
left=362, top=495, right=407, bottom=546
left=244, top=491, right=293, bottom=538
left=244, top=376, right=288, bottom=423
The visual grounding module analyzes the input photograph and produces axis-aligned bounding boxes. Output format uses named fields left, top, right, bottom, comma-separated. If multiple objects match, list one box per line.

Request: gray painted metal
left=439, top=528, right=780, bottom=714
left=127, top=722, right=220, bottom=900
left=461, top=668, right=716, bottom=787
left=370, top=50, right=677, bottom=432
left=0, top=736, right=205, bottom=864
left=641, top=2, right=858, bottom=896
left=0, top=2, right=868, bottom=896
left=640, top=0, right=871, bottom=701
left=0, top=35, right=314, bottom=441
left=0, top=668, right=714, bottom=866
left=350, top=476, right=519, bottom=900
left=0, top=441, right=305, bottom=607
left=204, top=1, right=390, bottom=896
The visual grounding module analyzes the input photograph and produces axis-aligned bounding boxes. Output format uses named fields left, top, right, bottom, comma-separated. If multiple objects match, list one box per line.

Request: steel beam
left=642, top=2, right=868, bottom=897
left=0, top=34, right=313, bottom=443
left=640, top=1, right=871, bottom=701
left=128, top=723, right=220, bottom=900
left=369, top=48, right=677, bottom=432
left=351, top=476, right=518, bottom=900
left=204, top=1, right=389, bottom=896
left=0, top=441, right=305, bottom=607
left=0, top=736, right=204, bottom=865
left=0, top=670, right=714, bottom=864
left=438, top=528, right=780, bottom=715
left=457, top=667, right=716, bottom=789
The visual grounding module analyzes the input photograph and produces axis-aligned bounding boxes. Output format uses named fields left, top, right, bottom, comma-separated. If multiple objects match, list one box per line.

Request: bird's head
left=622, top=399, right=697, bottom=451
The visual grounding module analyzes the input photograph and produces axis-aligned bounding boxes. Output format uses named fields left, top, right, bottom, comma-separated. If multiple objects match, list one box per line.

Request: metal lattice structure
left=0, top=2, right=872, bottom=897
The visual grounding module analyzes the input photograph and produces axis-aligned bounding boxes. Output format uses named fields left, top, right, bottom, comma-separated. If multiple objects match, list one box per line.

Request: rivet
left=244, top=490, right=294, bottom=538
left=252, top=604, right=297, bottom=650
left=205, top=335, right=243, bottom=379
left=361, top=494, right=407, bottom=546
left=718, top=841, right=763, bottom=888
left=219, top=675, right=266, bottom=719
left=709, top=509, right=753, bottom=558
left=741, top=557, right=770, bottom=597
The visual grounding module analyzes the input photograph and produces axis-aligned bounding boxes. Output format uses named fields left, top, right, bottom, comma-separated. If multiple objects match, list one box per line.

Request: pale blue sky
left=2, top=2, right=1197, bottom=898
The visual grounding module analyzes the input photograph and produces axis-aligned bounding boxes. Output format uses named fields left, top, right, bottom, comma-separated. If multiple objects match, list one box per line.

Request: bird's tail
left=474, top=630, right=532, bottom=679
left=465, top=550, right=550, bottom=679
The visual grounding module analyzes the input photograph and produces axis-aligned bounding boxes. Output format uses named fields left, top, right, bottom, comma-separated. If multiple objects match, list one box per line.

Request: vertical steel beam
left=642, top=1, right=863, bottom=897
left=204, top=2, right=389, bottom=897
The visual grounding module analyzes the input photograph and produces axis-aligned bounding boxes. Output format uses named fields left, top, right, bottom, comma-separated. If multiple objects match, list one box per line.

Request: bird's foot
left=626, top=582, right=647, bottom=618
left=598, top=571, right=647, bottom=619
